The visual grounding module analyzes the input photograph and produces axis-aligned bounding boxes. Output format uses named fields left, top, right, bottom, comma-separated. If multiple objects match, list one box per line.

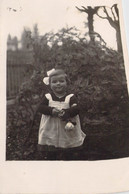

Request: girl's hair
left=49, top=69, right=67, bottom=84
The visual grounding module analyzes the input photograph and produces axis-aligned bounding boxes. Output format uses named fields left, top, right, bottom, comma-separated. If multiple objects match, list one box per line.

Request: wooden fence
left=7, top=50, right=33, bottom=100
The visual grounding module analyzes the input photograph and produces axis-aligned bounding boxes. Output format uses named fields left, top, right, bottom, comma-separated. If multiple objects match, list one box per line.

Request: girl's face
left=50, top=74, right=67, bottom=95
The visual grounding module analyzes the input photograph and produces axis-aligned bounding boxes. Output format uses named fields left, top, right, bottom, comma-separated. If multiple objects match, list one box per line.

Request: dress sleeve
left=61, top=95, right=80, bottom=120
left=69, top=95, right=78, bottom=106
left=38, top=96, right=53, bottom=115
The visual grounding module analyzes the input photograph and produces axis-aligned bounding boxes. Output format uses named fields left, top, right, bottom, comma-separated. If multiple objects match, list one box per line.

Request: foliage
left=7, top=27, right=129, bottom=160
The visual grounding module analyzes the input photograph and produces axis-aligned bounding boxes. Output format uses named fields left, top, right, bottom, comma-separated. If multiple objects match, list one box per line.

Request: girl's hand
left=58, top=110, right=65, bottom=118
left=65, top=122, right=74, bottom=131
left=52, top=108, right=60, bottom=117
left=58, top=109, right=70, bottom=121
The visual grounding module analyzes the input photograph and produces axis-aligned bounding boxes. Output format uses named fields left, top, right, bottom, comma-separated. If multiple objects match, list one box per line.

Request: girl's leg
left=63, top=151, right=77, bottom=160
left=56, top=150, right=76, bottom=160
left=37, top=145, right=57, bottom=160
left=37, top=151, right=57, bottom=160
left=47, top=151, right=57, bottom=160
left=60, top=149, right=82, bottom=160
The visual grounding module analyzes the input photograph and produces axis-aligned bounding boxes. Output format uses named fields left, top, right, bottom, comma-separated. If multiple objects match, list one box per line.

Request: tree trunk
left=88, top=12, right=94, bottom=42
left=116, top=27, right=122, bottom=52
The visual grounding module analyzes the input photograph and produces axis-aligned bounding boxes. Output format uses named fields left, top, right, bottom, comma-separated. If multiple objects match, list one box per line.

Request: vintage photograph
left=6, top=0, right=129, bottom=161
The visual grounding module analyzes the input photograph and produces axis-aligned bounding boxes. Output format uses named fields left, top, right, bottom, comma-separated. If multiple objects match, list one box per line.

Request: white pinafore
left=38, top=93, right=86, bottom=148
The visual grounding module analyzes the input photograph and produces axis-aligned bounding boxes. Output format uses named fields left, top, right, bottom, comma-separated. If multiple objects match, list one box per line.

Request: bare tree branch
left=96, top=12, right=108, bottom=19
left=114, top=4, right=119, bottom=18
left=94, top=7, right=100, bottom=13
left=90, top=31, right=106, bottom=45
left=96, top=6, right=110, bottom=19
left=103, top=7, right=110, bottom=18
left=76, top=6, right=88, bottom=13
left=96, top=4, right=122, bottom=51
left=111, top=5, right=117, bottom=21
left=97, top=6, right=116, bottom=29
left=82, top=6, right=88, bottom=12
left=113, top=4, right=119, bottom=20
left=76, top=6, right=100, bottom=14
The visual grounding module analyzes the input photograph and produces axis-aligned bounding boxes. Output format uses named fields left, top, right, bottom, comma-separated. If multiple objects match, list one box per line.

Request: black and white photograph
left=6, top=0, right=129, bottom=161
left=1, top=0, right=129, bottom=193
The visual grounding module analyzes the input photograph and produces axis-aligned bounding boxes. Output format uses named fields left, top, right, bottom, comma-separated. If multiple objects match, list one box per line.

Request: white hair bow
left=43, top=68, right=55, bottom=85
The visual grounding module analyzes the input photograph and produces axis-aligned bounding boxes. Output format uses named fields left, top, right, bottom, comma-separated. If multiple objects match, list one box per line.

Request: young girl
left=38, top=68, right=86, bottom=160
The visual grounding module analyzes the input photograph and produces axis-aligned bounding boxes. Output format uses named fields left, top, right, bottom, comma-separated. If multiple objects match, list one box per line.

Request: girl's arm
left=61, top=95, right=80, bottom=120
left=38, top=96, right=53, bottom=115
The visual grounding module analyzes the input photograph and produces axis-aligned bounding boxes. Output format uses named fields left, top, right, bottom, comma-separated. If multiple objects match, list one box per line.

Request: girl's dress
left=38, top=93, right=86, bottom=151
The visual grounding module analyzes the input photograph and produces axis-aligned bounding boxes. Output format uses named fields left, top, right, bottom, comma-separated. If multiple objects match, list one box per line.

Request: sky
left=1, top=0, right=121, bottom=50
